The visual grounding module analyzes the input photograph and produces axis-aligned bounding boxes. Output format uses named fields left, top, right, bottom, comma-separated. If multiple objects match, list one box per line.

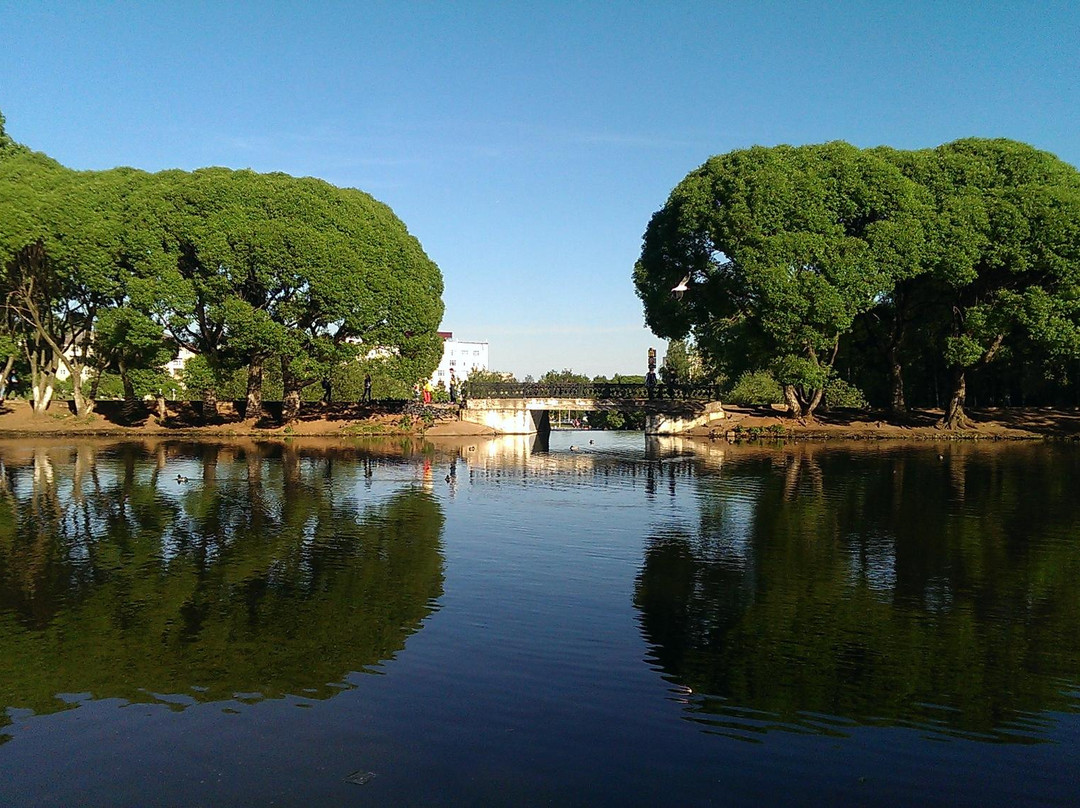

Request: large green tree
left=1, top=108, right=444, bottom=422
left=881, top=139, right=1080, bottom=427
left=637, top=139, right=1080, bottom=425
left=0, top=156, right=145, bottom=415
left=635, top=142, right=930, bottom=420
left=149, top=168, right=444, bottom=423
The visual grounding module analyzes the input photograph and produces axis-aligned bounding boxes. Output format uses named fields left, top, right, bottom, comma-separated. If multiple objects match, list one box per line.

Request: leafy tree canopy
left=0, top=109, right=445, bottom=422
left=636, top=139, right=1080, bottom=424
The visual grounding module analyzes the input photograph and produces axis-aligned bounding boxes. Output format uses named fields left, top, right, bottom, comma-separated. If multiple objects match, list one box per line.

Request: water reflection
left=0, top=439, right=444, bottom=739
left=635, top=442, right=1080, bottom=743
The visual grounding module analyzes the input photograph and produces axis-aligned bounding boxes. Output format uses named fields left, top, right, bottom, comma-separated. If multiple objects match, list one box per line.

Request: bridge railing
left=465, top=381, right=723, bottom=401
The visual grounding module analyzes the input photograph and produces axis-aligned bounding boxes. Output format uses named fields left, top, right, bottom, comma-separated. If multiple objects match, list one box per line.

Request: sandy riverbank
left=0, top=399, right=498, bottom=439
left=0, top=399, right=1077, bottom=441
left=690, top=404, right=1080, bottom=440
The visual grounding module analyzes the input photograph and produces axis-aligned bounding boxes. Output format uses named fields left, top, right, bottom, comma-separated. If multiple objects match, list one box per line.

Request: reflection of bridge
left=461, top=381, right=726, bottom=435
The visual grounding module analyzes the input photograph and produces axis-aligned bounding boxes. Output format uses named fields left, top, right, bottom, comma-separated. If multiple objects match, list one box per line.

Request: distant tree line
left=634, top=139, right=1080, bottom=426
left=0, top=109, right=444, bottom=423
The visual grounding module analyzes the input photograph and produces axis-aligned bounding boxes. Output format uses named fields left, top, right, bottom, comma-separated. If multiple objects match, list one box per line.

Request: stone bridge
left=460, top=381, right=725, bottom=435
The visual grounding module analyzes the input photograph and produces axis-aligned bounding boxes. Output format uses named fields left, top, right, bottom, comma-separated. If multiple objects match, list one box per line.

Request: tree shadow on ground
left=966, top=407, right=1080, bottom=436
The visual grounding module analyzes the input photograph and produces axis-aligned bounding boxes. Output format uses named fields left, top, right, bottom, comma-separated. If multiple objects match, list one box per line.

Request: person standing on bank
left=449, top=370, right=458, bottom=404
left=423, top=379, right=433, bottom=404
left=363, top=373, right=372, bottom=403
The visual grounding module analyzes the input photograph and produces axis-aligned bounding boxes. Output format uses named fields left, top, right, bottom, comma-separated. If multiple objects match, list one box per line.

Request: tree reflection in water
left=634, top=442, right=1080, bottom=743
left=0, top=439, right=444, bottom=739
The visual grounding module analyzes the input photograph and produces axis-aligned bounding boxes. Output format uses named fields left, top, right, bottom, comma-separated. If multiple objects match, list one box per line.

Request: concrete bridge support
left=644, top=402, right=726, bottom=435
left=460, top=399, right=551, bottom=435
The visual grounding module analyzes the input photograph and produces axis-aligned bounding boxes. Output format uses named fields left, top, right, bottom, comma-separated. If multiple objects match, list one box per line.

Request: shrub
left=726, top=371, right=784, bottom=405
left=824, top=378, right=870, bottom=410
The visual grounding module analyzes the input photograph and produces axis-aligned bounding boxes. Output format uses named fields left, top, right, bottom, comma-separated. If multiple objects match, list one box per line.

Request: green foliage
left=727, top=370, right=784, bottom=406
left=635, top=142, right=930, bottom=418
left=0, top=109, right=23, bottom=158
left=637, top=138, right=1080, bottom=418
left=92, top=308, right=176, bottom=399
left=539, top=368, right=590, bottom=384
left=331, top=358, right=411, bottom=401
left=823, top=377, right=870, bottom=410
left=0, top=109, right=445, bottom=418
left=588, top=409, right=646, bottom=430
left=179, top=355, right=248, bottom=400
left=770, top=354, right=830, bottom=391
left=92, top=373, right=125, bottom=400
left=663, top=339, right=696, bottom=383
left=593, top=373, right=646, bottom=384
left=466, top=368, right=516, bottom=384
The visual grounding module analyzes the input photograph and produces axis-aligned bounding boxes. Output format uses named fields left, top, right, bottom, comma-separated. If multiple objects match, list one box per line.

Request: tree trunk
left=783, top=384, right=823, bottom=422
left=119, top=363, right=141, bottom=422
left=60, top=356, right=95, bottom=417
left=783, top=384, right=813, bottom=421
left=120, top=366, right=136, bottom=403
left=280, top=358, right=306, bottom=425
left=0, top=355, right=14, bottom=402
left=245, top=355, right=264, bottom=421
left=89, top=368, right=102, bottom=400
left=282, top=389, right=302, bottom=425
left=26, top=341, right=56, bottom=414
left=888, top=343, right=907, bottom=416
left=887, top=290, right=908, bottom=416
left=71, top=380, right=95, bottom=417
left=941, top=367, right=970, bottom=429
left=202, top=386, right=219, bottom=422
left=31, top=379, right=53, bottom=414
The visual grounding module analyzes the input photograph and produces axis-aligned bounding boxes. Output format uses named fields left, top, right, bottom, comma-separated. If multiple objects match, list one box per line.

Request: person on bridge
left=645, top=370, right=657, bottom=399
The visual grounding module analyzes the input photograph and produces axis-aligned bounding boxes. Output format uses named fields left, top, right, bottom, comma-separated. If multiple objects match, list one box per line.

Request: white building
left=431, top=331, right=488, bottom=389
left=165, top=345, right=197, bottom=377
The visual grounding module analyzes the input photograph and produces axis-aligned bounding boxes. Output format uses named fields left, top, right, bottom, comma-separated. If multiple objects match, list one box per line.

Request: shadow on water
left=0, top=439, right=445, bottom=740
left=633, top=440, right=1080, bottom=744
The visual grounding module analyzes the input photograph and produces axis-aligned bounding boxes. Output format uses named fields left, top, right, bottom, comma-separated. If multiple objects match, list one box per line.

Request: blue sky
left=2, top=1, right=1078, bottom=377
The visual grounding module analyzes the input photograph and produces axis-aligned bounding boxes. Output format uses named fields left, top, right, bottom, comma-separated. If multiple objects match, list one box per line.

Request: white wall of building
left=431, top=335, right=488, bottom=389
left=166, top=346, right=197, bottom=378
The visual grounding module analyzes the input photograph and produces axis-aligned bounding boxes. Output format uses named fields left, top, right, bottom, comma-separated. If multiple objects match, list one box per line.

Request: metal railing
left=465, top=381, right=723, bottom=401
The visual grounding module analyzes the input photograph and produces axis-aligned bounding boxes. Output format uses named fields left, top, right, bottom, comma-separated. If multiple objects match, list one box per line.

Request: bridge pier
left=644, top=402, right=726, bottom=435
left=460, top=400, right=551, bottom=435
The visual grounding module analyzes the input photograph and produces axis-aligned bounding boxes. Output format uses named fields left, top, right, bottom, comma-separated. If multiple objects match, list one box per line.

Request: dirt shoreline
left=0, top=400, right=1077, bottom=441
left=687, top=404, right=1080, bottom=441
left=0, top=399, right=499, bottom=440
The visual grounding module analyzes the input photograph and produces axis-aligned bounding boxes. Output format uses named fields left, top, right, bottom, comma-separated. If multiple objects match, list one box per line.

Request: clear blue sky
left=2, top=1, right=1078, bottom=378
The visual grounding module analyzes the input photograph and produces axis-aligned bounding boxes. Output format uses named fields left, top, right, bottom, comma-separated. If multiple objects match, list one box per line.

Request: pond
left=0, top=433, right=1078, bottom=806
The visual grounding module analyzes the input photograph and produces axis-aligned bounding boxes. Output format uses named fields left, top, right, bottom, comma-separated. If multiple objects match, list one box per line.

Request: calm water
left=0, top=434, right=1078, bottom=806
